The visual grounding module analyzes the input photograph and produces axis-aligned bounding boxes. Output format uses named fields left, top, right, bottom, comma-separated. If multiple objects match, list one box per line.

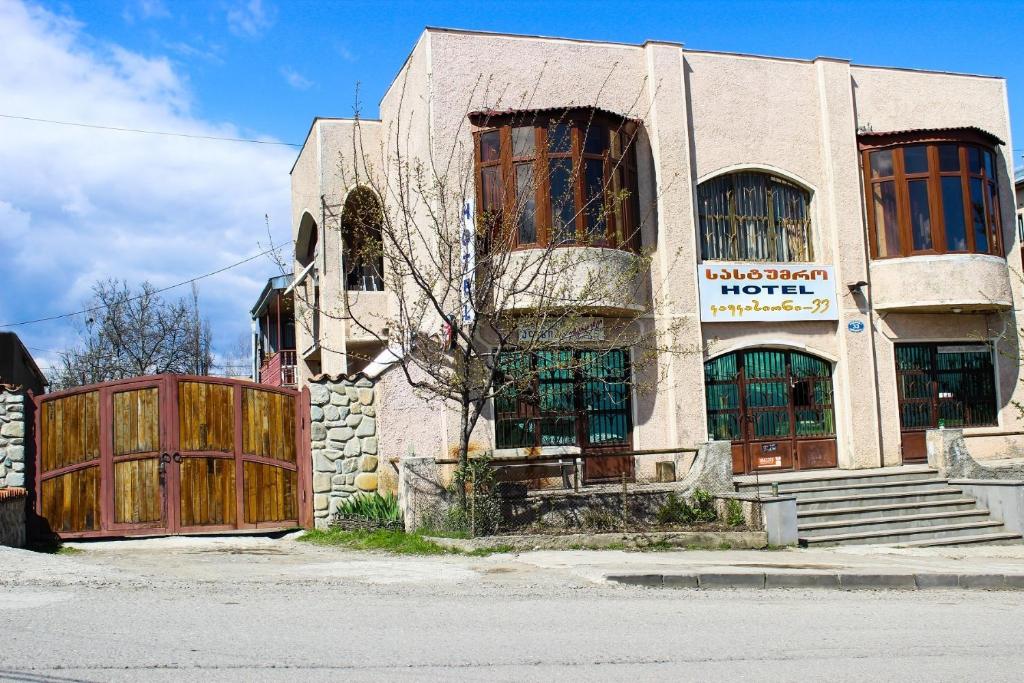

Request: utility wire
left=0, top=113, right=302, bottom=147
left=0, top=247, right=280, bottom=328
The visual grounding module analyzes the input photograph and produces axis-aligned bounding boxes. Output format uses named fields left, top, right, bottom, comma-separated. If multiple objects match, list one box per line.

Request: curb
left=606, top=571, right=1024, bottom=590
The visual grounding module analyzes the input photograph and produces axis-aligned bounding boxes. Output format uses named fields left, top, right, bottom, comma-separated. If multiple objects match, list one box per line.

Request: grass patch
left=299, top=529, right=450, bottom=555
left=299, top=529, right=519, bottom=557
left=464, top=544, right=517, bottom=557
left=24, top=537, right=80, bottom=555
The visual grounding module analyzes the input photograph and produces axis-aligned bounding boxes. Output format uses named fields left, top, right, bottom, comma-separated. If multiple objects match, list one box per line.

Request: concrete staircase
left=735, top=467, right=1023, bottom=547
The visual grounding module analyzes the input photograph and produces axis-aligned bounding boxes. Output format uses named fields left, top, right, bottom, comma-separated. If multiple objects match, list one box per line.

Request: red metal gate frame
left=34, top=374, right=312, bottom=539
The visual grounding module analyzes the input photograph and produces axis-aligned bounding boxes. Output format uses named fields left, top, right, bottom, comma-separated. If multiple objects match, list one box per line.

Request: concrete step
left=797, top=498, right=981, bottom=525
left=798, top=509, right=993, bottom=537
left=796, top=488, right=966, bottom=512
left=802, top=520, right=1010, bottom=546
left=776, top=478, right=951, bottom=500
left=736, top=469, right=939, bottom=495
left=895, top=532, right=1024, bottom=547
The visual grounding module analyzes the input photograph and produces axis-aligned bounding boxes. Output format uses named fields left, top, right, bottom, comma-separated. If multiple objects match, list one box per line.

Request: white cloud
left=225, top=0, right=275, bottom=38
left=122, top=0, right=171, bottom=24
left=334, top=42, right=356, bottom=63
left=0, top=0, right=294, bottom=373
left=280, top=66, right=313, bottom=90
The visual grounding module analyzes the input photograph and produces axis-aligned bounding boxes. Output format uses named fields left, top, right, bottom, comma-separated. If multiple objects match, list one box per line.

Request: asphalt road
left=2, top=537, right=1024, bottom=682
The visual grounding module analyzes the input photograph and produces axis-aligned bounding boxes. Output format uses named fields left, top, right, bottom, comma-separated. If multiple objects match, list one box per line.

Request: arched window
left=470, top=107, right=641, bottom=251
left=341, top=187, right=384, bottom=291
left=698, top=171, right=813, bottom=262
left=296, top=213, right=318, bottom=268
left=859, top=128, right=1003, bottom=258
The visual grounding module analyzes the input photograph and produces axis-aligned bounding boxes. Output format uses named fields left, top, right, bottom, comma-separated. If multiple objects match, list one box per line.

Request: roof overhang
left=857, top=126, right=1005, bottom=150
left=250, top=273, right=294, bottom=318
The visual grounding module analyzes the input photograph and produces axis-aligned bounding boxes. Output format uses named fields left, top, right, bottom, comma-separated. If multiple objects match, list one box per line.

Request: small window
left=341, top=188, right=384, bottom=292
left=860, top=132, right=1003, bottom=258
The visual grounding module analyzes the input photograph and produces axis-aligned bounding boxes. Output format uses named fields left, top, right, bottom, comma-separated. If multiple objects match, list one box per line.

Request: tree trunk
left=457, top=398, right=470, bottom=511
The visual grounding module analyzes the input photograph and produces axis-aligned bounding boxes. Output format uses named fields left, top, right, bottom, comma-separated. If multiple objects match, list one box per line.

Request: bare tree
left=295, top=74, right=694, bottom=509
left=52, top=279, right=214, bottom=389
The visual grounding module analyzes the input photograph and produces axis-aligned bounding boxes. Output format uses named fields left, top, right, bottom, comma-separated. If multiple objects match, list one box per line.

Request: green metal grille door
left=705, top=349, right=837, bottom=474
left=896, top=343, right=998, bottom=462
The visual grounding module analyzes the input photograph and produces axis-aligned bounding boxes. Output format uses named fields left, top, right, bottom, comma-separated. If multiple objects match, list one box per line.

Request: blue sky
left=1, top=0, right=1023, bottom=377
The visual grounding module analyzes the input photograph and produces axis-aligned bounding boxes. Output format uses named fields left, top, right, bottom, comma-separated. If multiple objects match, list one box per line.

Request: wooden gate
left=34, top=375, right=311, bottom=539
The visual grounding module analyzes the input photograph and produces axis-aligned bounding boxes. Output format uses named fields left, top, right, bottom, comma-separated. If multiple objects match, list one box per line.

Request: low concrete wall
left=952, top=480, right=1024, bottom=534
left=398, top=456, right=451, bottom=533
left=0, top=487, right=27, bottom=548
left=927, top=428, right=1024, bottom=480
left=391, top=441, right=793, bottom=540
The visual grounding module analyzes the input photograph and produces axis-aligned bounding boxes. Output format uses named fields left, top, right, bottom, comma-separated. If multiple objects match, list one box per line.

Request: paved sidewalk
left=7, top=534, right=1024, bottom=592
left=510, top=543, right=1024, bottom=589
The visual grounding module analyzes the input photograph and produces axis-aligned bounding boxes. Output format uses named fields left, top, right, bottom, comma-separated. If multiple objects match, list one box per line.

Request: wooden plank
left=41, top=467, right=100, bottom=533
left=179, top=457, right=236, bottom=527
left=242, top=462, right=297, bottom=524
left=241, top=388, right=296, bottom=463
left=113, top=388, right=160, bottom=456
left=112, top=459, right=161, bottom=524
left=40, top=392, right=100, bottom=473
left=178, top=382, right=234, bottom=453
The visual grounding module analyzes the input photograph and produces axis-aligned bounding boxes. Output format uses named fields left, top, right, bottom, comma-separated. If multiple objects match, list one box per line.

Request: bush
left=725, top=499, right=745, bottom=527
left=441, top=455, right=503, bottom=536
left=655, top=489, right=719, bottom=526
left=656, top=492, right=691, bottom=525
left=580, top=507, right=619, bottom=531
left=331, top=492, right=403, bottom=531
left=689, top=488, right=718, bottom=523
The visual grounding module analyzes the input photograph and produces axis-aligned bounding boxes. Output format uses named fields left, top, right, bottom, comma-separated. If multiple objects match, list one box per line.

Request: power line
left=0, top=113, right=302, bottom=147
left=0, top=247, right=281, bottom=328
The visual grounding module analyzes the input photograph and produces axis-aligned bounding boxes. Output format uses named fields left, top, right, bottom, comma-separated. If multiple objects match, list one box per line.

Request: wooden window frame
left=472, top=109, right=641, bottom=252
left=860, top=132, right=1003, bottom=260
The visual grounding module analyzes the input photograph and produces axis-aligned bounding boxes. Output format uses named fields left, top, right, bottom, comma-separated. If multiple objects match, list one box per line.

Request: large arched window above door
left=698, top=171, right=813, bottom=262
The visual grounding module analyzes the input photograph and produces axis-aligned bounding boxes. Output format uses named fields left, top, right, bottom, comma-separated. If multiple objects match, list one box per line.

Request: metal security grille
left=896, top=343, right=998, bottom=431
left=705, top=349, right=836, bottom=473
left=495, top=349, right=631, bottom=449
left=698, top=171, right=813, bottom=262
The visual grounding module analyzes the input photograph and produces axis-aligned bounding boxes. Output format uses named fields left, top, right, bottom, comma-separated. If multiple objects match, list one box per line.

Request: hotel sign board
left=698, top=263, right=839, bottom=322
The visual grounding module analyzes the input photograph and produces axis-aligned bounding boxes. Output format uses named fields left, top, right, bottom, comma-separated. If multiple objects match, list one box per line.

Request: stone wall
left=308, top=375, right=380, bottom=528
left=0, top=388, right=27, bottom=489
left=0, top=488, right=27, bottom=548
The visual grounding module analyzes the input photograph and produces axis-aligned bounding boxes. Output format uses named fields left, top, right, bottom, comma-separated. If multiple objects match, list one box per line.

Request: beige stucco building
left=287, top=28, right=1023, bottom=481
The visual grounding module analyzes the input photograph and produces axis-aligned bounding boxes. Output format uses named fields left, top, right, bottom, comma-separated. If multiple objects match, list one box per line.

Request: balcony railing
left=259, top=350, right=297, bottom=388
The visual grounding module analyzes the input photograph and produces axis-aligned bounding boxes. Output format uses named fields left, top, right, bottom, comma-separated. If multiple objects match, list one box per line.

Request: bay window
left=471, top=108, right=641, bottom=251
left=860, top=129, right=1004, bottom=259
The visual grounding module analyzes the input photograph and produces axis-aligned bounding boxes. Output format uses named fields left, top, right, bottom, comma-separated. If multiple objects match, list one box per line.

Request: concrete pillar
left=814, top=58, right=885, bottom=469
left=642, top=42, right=707, bottom=449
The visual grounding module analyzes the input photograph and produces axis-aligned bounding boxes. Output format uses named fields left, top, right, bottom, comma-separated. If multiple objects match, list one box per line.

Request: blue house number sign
left=848, top=320, right=865, bottom=333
